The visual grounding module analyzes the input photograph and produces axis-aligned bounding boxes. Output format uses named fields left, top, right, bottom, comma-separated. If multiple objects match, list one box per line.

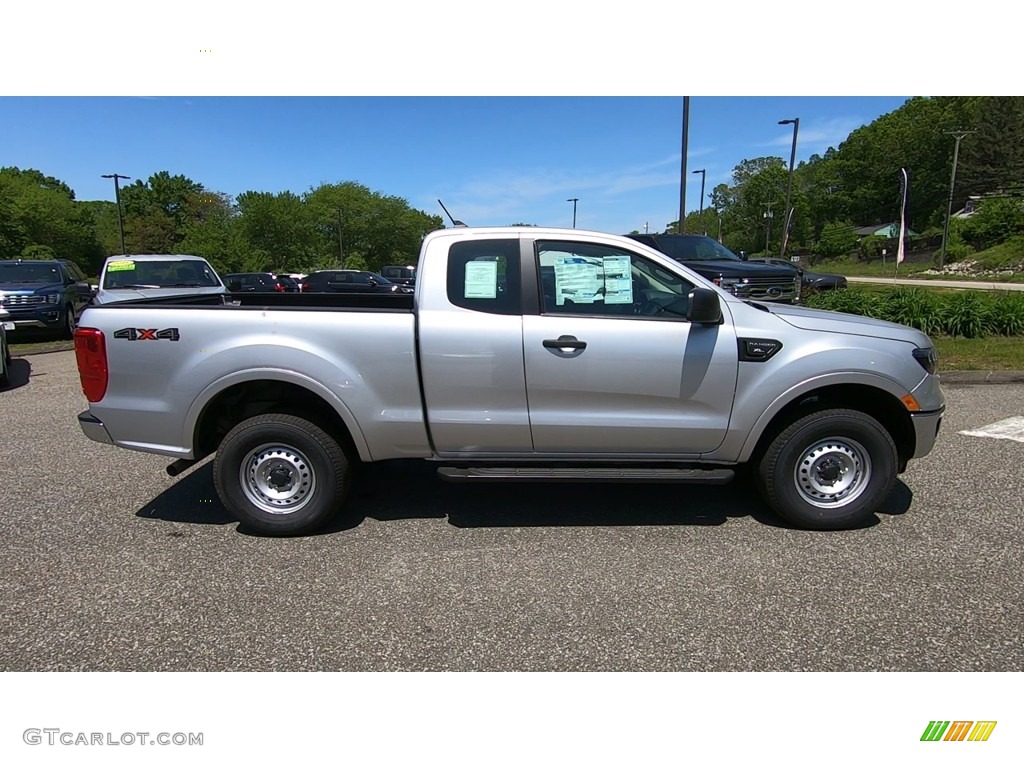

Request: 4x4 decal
left=113, top=328, right=180, bottom=341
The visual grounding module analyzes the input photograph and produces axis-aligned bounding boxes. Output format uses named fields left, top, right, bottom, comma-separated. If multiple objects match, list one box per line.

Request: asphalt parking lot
left=1, top=351, right=1022, bottom=671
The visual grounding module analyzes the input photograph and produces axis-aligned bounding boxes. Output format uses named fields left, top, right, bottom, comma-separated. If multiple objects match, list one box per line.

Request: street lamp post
left=692, top=169, right=706, bottom=216
left=101, top=173, right=131, bottom=254
left=939, top=130, right=977, bottom=269
left=778, top=118, right=799, bottom=258
left=566, top=198, right=579, bottom=228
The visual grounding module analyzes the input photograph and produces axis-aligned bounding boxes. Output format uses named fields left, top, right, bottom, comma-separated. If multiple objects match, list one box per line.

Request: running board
left=437, top=467, right=734, bottom=484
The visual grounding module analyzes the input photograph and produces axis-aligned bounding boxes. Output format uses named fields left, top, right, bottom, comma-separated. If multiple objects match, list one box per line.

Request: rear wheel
left=213, top=413, right=353, bottom=535
left=757, top=409, right=898, bottom=530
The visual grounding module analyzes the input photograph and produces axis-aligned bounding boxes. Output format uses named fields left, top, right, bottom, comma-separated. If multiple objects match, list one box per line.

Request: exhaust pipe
left=166, top=458, right=198, bottom=477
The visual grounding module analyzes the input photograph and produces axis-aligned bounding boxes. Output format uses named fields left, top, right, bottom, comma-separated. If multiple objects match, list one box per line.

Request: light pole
left=679, top=96, right=690, bottom=233
left=101, top=173, right=131, bottom=254
left=692, top=169, right=706, bottom=216
left=566, top=198, right=578, bottom=228
left=336, top=207, right=344, bottom=269
left=778, top=118, right=799, bottom=258
left=939, top=130, right=976, bottom=269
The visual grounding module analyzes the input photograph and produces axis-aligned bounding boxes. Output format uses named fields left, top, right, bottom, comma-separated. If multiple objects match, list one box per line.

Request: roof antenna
left=438, top=199, right=467, bottom=227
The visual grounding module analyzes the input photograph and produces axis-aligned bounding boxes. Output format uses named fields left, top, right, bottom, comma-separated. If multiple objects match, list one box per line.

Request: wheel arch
left=740, top=380, right=916, bottom=473
left=186, top=371, right=370, bottom=463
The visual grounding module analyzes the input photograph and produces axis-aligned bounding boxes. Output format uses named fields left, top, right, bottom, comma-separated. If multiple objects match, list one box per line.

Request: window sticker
left=553, top=255, right=602, bottom=305
left=552, top=254, right=633, bottom=306
left=464, top=260, right=498, bottom=299
left=107, top=260, right=136, bottom=272
left=602, top=255, right=633, bottom=304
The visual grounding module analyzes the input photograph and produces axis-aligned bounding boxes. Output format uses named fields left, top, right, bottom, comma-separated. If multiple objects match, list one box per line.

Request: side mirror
left=74, top=281, right=94, bottom=299
left=228, top=280, right=242, bottom=292
left=368, top=278, right=379, bottom=286
left=687, top=287, right=722, bottom=325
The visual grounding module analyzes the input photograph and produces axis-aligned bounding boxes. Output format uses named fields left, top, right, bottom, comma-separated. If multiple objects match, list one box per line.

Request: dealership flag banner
left=896, top=167, right=909, bottom=270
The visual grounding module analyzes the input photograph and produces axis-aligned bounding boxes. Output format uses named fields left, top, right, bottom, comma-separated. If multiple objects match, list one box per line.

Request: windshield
left=102, top=259, right=221, bottom=289
left=664, top=236, right=742, bottom=262
left=0, top=262, right=63, bottom=284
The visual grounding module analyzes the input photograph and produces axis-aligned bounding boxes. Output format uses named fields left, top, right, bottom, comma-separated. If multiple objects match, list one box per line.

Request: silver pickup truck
left=74, top=227, right=944, bottom=534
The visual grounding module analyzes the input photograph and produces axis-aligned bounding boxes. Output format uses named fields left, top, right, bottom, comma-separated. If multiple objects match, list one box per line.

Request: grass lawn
left=933, top=336, right=1024, bottom=371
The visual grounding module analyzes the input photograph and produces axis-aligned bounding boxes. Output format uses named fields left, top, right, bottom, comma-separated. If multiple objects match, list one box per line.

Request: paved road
left=847, top=275, right=1024, bottom=291
left=1, top=352, right=1022, bottom=671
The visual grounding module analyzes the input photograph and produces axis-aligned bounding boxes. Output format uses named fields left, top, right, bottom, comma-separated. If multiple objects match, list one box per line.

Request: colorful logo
left=921, top=721, right=997, bottom=742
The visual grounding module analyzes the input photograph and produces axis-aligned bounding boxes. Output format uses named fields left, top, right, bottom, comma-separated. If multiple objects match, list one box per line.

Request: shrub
left=805, top=287, right=1024, bottom=338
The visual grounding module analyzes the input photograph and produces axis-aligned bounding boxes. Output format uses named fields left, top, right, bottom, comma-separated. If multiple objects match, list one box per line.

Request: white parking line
left=959, top=416, right=1024, bottom=444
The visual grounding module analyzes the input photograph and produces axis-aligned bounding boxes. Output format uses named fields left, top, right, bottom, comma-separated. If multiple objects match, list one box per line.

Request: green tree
left=0, top=167, right=103, bottom=269
left=815, top=220, right=858, bottom=259
left=304, top=181, right=442, bottom=272
left=957, top=96, right=1024, bottom=200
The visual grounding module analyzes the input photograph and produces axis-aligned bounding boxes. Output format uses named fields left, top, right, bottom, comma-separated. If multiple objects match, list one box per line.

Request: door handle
left=543, top=335, right=587, bottom=352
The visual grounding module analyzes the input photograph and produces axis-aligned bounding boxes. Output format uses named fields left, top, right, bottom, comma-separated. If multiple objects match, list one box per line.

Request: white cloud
left=756, top=116, right=867, bottom=153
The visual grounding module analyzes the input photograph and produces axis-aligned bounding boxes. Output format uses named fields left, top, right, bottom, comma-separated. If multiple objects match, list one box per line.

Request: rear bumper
left=911, top=407, right=944, bottom=459
left=78, top=410, right=114, bottom=445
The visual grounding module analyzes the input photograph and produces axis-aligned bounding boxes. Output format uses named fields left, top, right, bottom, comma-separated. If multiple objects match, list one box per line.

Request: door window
left=535, top=240, right=694, bottom=320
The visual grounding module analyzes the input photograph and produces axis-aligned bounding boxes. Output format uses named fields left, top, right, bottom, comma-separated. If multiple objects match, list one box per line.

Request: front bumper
left=78, top=410, right=114, bottom=445
left=5, top=307, right=64, bottom=329
left=911, top=407, right=944, bottom=459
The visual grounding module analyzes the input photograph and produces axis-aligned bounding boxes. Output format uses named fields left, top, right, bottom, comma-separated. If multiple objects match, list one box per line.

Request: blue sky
left=1, top=96, right=911, bottom=234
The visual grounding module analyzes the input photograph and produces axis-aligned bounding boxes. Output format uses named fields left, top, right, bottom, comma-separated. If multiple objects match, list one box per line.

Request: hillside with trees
left=669, top=96, right=1024, bottom=264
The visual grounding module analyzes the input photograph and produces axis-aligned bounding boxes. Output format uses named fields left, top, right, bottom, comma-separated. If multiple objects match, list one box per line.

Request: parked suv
left=0, top=258, right=92, bottom=338
left=626, top=233, right=800, bottom=303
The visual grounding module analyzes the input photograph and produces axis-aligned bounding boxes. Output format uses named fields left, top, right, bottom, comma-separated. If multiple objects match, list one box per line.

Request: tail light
left=75, top=327, right=108, bottom=402
left=275, top=283, right=285, bottom=292
left=300, top=283, right=308, bottom=292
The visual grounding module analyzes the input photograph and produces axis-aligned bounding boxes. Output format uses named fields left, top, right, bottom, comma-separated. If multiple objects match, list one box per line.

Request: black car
left=301, top=270, right=413, bottom=294
left=380, top=264, right=416, bottom=287
left=626, top=233, right=801, bottom=303
left=0, top=258, right=93, bottom=339
left=275, top=275, right=301, bottom=293
left=224, top=273, right=292, bottom=293
left=747, top=258, right=848, bottom=293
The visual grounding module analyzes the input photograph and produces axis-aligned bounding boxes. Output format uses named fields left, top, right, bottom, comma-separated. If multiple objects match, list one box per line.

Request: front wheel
left=61, top=306, right=77, bottom=340
left=213, top=414, right=353, bottom=535
left=757, top=409, right=898, bottom=530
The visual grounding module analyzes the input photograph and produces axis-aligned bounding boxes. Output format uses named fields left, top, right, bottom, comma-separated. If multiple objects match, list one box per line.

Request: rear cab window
left=446, top=239, right=520, bottom=314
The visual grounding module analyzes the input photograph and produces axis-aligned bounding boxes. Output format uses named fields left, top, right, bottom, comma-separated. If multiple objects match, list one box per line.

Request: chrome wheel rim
left=240, top=443, right=316, bottom=515
left=66, top=308, right=76, bottom=334
left=794, top=437, right=871, bottom=509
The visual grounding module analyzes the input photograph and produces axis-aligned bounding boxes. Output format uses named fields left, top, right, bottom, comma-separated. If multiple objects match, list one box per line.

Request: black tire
left=0, top=335, right=10, bottom=387
left=757, top=408, right=897, bottom=530
left=213, top=413, right=353, bottom=536
left=61, top=306, right=76, bottom=340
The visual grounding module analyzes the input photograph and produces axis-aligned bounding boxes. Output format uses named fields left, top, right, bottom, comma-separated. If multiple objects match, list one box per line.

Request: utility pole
left=566, top=198, right=579, bottom=228
left=679, top=97, right=690, bottom=233
left=778, top=118, right=799, bottom=259
left=939, top=130, right=976, bottom=269
left=336, top=207, right=344, bottom=268
left=101, top=173, right=131, bottom=254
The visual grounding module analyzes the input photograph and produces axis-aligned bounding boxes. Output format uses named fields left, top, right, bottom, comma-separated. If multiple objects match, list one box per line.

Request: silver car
left=93, top=254, right=226, bottom=305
